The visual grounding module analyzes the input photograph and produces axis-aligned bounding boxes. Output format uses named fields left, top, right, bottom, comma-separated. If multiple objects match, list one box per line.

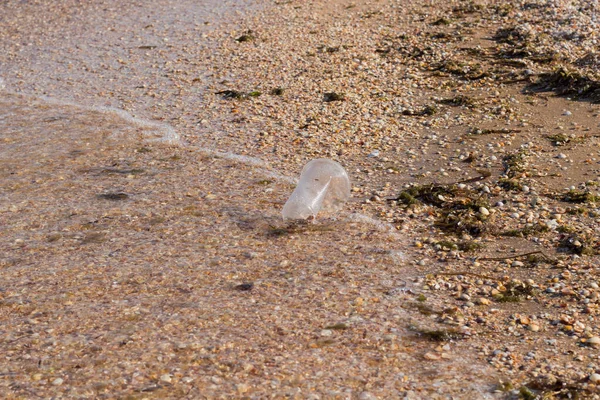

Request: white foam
left=0, top=84, right=182, bottom=145
left=2, top=88, right=406, bottom=246
left=38, top=95, right=183, bottom=145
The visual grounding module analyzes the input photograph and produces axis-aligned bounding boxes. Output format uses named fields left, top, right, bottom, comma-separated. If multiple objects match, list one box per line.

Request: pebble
left=590, top=373, right=600, bottom=383
left=160, top=374, right=172, bottom=383
left=557, top=153, right=567, bottom=159
left=237, top=383, right=251, bottom=394
left=479, top=207, right=490, bottom=216
left=52, top=378, right=64, bottom=386
left=320, top=329, right=333, bottom=337
left=563, top=110, right=572, bottom=116
left=359, top=392, right=378, bottom=400
left=587, top=337, right=600, bottom=347
left=477, top=298, right=491, bottom=305
left=424, top=352, right=440, bottom=361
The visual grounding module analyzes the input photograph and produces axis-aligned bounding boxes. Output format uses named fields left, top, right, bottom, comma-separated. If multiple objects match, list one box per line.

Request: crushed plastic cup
left=282, top=159, right=351, bottom=220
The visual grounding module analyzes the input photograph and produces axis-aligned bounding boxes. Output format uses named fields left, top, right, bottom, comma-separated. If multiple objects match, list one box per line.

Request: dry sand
left=2, top=0, right=600, bottom=398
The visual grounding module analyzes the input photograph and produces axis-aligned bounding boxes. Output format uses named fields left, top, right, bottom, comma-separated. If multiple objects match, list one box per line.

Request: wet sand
left=2, top=0, right=600, bottom=398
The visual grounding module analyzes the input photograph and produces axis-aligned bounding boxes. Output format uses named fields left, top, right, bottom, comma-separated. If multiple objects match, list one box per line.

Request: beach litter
left=282, top=159, right=351, bottom=220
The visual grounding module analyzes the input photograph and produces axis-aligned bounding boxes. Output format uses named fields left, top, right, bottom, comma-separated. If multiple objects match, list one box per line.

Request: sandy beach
left=2, top=0, right=600, bottom=398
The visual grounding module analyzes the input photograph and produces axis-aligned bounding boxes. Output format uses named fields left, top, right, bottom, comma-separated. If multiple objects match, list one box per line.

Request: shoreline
left=2, top=0, right=600, bottom=398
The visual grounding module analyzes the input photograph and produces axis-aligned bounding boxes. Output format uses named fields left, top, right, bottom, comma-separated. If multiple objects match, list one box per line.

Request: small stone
left=320, top=329, right=333, bottom=337
left=160, top=374, right=172, bottom=383
left=423, top=352, right=440, bottom=361
left=52, top=378, right=64, bottom=386
left=512, top=261, right=524, bottom=267
left=32, top=374, right=42, bottom=381
left=587, top=337, right=600, bottom=347
left=237, top=383, right=250, bottom=394
left=557, top=153, right=567, bottom=159
left=528, top=324, right=540, bottom=332
left=359, top=392, right=378, bottom=400
left=590, top=373, right=600, bottom=383
left=477, top=298, right=491, bottom=305
left=563, top=110, right=572, bottom=116
left=459, top=293, right=471, bottom=301
left=479, top=207, right=490, bottom=216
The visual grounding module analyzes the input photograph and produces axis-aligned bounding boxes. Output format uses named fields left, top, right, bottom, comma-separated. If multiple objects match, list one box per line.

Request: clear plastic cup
left=282, top=159, right=351, bottom=220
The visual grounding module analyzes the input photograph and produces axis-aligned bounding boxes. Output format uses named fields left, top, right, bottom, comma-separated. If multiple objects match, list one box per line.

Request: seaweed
left=97, top=192, right=129, bottom=200
left=546, top=133, right=571, bottom=146
left=504, top=281, right=536, bottom=298
left=558, top=234, right=597, bottom=256
left=324, top=323, right=349, bottom=330
left=215, top=90, right=246, bottom=99
left=393, top=184, right=458, bottom=207
left=216, top=89, right=262, bottom=100
left=402, top=301, right=456, bottom=316
left=458, top=240, right=484, bottom=252
left=401, top=105, right=437, bottom=116
left=393, top=184, right=492, bottom=236
left=468, top=127, right=522, bottom=135
left=518, top=386, right=536, bottom=400
left=267, top=222, right=334, bottom=237
left=431, top=17, right=451, bottom=26
left=495, top=295, right=521, bottom=303
left=528, top=67, right=600, bottom=103
left=323, top=92, right=346, bottom=102
left=560, top=189, right=600, bottom=204
left=452, top=2, right=483, bottom=16
left=521, top=378, right=593, bottom=399
left=410, top=326, right=466, bottom=342
left=501, top=223, right=549, bottom=238
left=234, top=283, right=254, bottom=291
left=503, top=150, right=528, bottom=178
left=235, top=30, right=255, bottom=42
left=437, top=95, right=477, bottom=108
left=436, top=208, right=490, bottom=236
left=493, top=26, right=531, bottom=45
left=498, top=178, right=523, bottom=191
left=432, top=60, right=488, bottom=80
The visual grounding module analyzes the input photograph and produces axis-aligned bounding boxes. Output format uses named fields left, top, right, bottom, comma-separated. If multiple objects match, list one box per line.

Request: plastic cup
left=282, top=159, right=351, bottom=220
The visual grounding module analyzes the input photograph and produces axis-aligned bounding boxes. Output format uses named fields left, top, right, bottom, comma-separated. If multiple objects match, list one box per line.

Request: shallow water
left=0, top=1, right=502, bottom=397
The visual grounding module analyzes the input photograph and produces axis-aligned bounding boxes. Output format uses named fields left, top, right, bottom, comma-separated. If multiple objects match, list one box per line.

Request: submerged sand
left=2, top=0, right=600, bottom=398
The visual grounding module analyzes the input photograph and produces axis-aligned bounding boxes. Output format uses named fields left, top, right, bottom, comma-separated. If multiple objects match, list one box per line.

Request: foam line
left=0, top=83, right=405, bottom=245
left=38, top=95, right=183, bottom=145
left=0, top=83, right=181, bottom=145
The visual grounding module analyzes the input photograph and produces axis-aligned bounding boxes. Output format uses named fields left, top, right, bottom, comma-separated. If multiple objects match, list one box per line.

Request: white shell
left=282, top=159, right=351, bottom=220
